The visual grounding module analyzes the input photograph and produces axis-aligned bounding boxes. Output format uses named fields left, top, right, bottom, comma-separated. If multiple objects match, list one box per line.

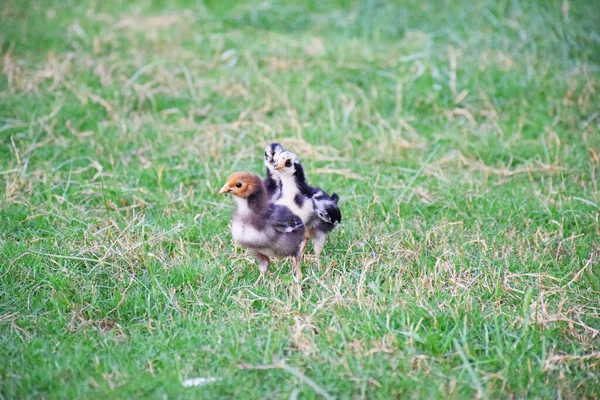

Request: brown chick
left=220, top=171, right=306, bottom=282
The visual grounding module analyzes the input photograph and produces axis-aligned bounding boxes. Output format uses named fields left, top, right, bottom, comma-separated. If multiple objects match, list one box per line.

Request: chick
left=263, top=143, right=285, bottom=200
left=272, top=150, right=341, bottom=256
left=220, top=171, right=305, bottom=282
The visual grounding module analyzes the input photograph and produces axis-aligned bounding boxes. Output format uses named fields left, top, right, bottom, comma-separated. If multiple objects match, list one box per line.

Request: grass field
left=1, top=0, right=599, bottom=398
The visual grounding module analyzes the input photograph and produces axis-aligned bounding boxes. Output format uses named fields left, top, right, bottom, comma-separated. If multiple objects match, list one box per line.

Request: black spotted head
left=264, top=143, right=285, bottom=172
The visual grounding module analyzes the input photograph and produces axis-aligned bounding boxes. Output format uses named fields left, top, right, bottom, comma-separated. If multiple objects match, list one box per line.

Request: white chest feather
left=231, top=219, right=268, bottom=245
left=276, top=178, right=314, bottom=223
left=231, top=198, right=269, bottom=246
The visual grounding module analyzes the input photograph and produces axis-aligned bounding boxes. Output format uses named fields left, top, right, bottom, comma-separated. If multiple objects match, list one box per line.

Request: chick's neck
left=284, top=163, right=314, bottom=197
left=235, top=185, right=268, bottom=215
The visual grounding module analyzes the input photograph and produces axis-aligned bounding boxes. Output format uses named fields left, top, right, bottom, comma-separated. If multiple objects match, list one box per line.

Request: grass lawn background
left=1, top=0, right=599, bottom=398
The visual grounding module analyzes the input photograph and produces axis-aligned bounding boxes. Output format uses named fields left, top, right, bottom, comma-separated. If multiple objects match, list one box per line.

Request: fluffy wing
left=323, top=201, right=342, bottom=224
left=312, top=191, right=342, bottom=225
left=270, top=205, right=305, bottom=233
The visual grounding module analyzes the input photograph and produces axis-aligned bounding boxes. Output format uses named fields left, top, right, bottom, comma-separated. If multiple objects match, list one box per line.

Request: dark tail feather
left=325, top=202, right=342, bottom=224
left=331, top=193, right=339, bottom=203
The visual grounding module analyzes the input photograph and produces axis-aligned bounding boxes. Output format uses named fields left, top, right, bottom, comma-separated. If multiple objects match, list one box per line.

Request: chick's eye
left=285, top=159, right=292, bottom=168
left=235, top=182, right=242, bottom=188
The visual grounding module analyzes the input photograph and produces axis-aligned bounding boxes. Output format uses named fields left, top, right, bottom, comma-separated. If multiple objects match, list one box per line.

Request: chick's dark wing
left=312, top=191, right=342, bottom=225
left=324, top=201, right=342, bottom=224
left=270, top=205, right=304, bottom=233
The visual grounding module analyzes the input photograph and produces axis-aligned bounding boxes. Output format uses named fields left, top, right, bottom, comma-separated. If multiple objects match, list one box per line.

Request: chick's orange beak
left=219, top=183, right=231, bottom=194
left=274, top=162, right=285, bottom=171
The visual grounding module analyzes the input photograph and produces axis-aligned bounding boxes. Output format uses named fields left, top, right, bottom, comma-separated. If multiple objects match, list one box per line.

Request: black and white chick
left=263, top=143, right=285, bottom=201
left=220, top=171, right=306, bottom=282
left=272, top=150, right=341, bottom=256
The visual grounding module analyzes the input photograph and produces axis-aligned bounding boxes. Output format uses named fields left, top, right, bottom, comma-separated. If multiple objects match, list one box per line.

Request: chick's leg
left=293, top=251, right=303, bottom=282
left=254, top=251, right=270, bottom=284
left=300, top=230, right=310, bottom=253
left=312, top=231, right=327, bottom=257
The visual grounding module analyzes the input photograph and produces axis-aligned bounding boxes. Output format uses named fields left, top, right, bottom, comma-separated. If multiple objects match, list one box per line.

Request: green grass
left=1, top=0, right=599, bottom=398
